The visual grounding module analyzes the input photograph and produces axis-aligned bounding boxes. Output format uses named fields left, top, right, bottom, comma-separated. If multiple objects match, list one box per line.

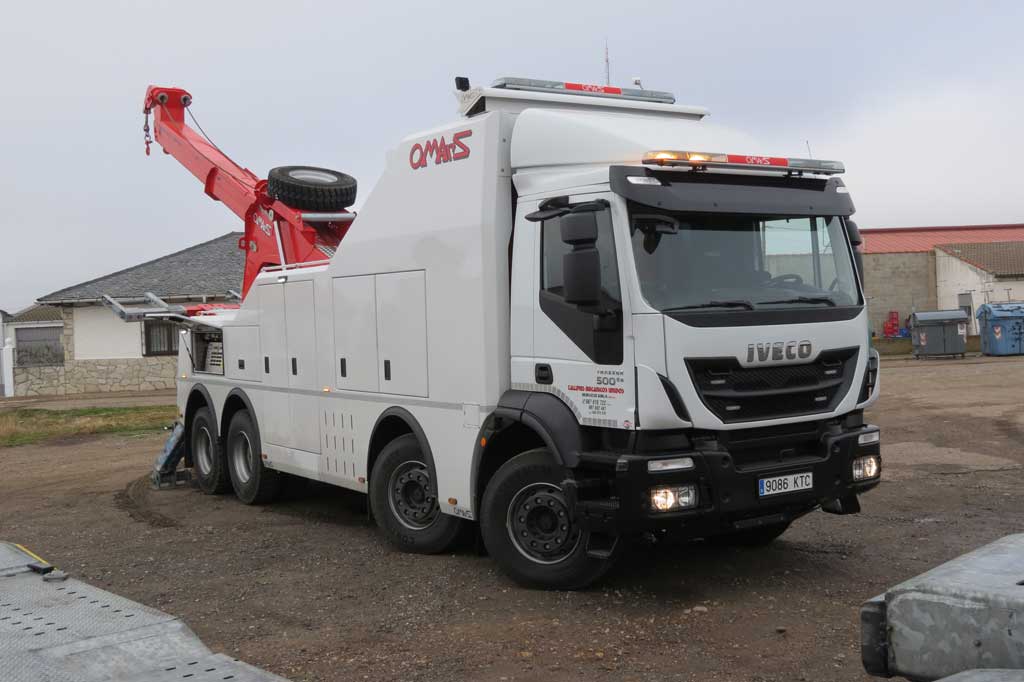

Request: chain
left=143, top=110, right=152, bottom=156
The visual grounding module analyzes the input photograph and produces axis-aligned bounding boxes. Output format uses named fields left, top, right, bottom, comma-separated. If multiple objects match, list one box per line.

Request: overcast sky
left=1, top=1, right=1022, bottom=312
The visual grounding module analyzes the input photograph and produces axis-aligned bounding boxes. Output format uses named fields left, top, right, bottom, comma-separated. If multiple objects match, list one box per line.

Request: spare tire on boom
left=267, top=166, right=357, bottom=212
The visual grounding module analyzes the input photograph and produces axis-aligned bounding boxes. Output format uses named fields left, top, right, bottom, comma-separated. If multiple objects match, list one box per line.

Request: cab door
left=529, top=195, right=636, bottom=430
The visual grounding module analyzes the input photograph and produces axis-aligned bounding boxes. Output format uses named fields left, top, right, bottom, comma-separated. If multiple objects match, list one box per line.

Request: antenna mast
left=604, top=39, right=610, bottom=85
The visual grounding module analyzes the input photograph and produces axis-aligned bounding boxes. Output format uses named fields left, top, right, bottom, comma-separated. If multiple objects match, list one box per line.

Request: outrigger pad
left=861, top=533, right=1024, bottom=680
left=151, top=423, right=189, bottom=488
left=0, top=542, right=290, bottom=682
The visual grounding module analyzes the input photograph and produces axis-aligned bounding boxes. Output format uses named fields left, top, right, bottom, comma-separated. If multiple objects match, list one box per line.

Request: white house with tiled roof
left=7, top=232, right=243, bottom=397
left=935, top=241, right=1024, bottom=334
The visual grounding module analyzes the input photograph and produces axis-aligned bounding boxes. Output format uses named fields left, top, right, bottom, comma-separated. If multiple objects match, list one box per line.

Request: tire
left=190, top=406, right=229, bottom=494
left=369, top=434, right=467, bottom=554
left=708, top=521, right=791, bottom=547
left=267, top=166, right=356, bottom=211
left=480, top=449, right=618, bottom=590
left=226, top=410, right=281, bottom=505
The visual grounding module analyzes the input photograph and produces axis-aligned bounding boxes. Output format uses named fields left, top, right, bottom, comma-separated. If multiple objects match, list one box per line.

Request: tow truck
left=142, top=76, right=881, bottom=589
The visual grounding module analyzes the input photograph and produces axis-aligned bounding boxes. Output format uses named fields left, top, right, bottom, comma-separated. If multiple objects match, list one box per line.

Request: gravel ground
left=1, top=356, right=1022, bottom=681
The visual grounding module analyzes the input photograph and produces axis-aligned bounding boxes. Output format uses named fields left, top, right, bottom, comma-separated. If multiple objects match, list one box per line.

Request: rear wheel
left=369, top=434, right=467, bottom=553
left=226, top=410, right=281, bottom=505
left=481, top=449, right=618, bottom=590
left=708, top=521, right=791, bottom=547
left=191, top=407, right=229, bottom=494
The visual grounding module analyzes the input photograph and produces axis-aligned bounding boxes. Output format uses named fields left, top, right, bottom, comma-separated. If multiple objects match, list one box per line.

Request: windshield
left=628, top=209, right=861, bottom=312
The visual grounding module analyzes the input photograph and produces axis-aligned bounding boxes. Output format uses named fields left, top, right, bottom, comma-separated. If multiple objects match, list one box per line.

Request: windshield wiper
left=666, top=300, right=756, bottom=311
left=759, top=296, right=837, bottom=307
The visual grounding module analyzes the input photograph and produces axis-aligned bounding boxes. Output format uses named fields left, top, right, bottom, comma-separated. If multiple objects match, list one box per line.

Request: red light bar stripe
left=564, top=82, right=623, bottom=95
left=725, top=154, right=789, bottom=167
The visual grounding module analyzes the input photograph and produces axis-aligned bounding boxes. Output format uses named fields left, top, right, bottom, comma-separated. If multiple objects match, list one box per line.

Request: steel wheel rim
left=387, top=460, right=440, bottom=530
left=195, top=426, right=213, bottom=476
left=288, top=168, right=338, bottom=184
left=506, top=482, right=581, bottom=565
left=232, top=431, right=254, bottom=484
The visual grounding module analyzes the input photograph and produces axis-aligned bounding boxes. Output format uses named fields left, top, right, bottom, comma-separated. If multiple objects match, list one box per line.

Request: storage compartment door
left=284, top=280, right=321, bottom=453
left=375, top=271, right=428, bottom=397
left=332, top=275, right=379, bottom=392
left=258, top=283, right=290, bottom=447
left=224, top=326, right=261, bottom=382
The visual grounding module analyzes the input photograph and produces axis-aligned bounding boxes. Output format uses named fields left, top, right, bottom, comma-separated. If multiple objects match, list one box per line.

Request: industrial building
left=860, top=224, right=1024, bottom=336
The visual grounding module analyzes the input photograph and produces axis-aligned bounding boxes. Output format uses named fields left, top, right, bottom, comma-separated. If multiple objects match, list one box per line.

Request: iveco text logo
left=746, top=341, right=813, bottom=363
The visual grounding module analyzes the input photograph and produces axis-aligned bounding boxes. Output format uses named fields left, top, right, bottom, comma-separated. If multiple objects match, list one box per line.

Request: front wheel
left=480, top=449, right=618, bottom=590
left=369, top=434, right=467, bottom=554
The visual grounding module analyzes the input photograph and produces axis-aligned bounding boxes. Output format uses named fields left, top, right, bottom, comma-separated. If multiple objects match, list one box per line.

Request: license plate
left=758, top=472, right=813, bottom=497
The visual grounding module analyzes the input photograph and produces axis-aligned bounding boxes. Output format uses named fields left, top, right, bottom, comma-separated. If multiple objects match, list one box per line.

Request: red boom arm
left=143, top=86, right=350, bottom=298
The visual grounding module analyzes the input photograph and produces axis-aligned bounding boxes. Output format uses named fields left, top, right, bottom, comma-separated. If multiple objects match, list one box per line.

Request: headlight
left=858, top=430, right=880, bottom=446
left=650, top=485, right=698, bottom=512
left=852, top=455, right=880, bottom=481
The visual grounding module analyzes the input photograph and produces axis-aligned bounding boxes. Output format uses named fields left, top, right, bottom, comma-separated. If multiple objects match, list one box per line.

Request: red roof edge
left=861, top=223, right=1024, bottom=234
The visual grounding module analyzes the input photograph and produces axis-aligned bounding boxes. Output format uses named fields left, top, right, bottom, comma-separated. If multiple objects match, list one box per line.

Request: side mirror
left=846, top=219, right=862, bottom=247
left=561, top=210, right=601, bottom=306
left=846, top=219, right=866, bottom=289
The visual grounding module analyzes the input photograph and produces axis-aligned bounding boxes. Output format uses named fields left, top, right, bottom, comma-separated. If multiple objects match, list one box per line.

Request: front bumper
left=565, top=425, right=881, bottom=536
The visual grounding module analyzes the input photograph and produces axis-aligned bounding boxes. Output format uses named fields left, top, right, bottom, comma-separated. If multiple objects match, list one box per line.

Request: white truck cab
left=171, top=77, right=881, bottom=589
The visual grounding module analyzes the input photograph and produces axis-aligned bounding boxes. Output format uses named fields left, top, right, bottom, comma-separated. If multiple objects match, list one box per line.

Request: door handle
left=264, top=357, right=270, bottom=374
left=535, top=363, right=553, bottom=385
left=339, top=357, right=347, bottom=378
left=384, top=359, right=391, bottom=381
left=291, top=358, right=297, bottom=375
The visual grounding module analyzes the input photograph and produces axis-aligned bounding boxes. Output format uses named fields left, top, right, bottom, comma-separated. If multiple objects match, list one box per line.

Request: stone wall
left=863, top=252, right=937, bottom=335
left=12, top=307, right=177, bottom=397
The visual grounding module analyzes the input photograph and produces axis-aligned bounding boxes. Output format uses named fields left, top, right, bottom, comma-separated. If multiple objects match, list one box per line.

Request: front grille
left=687, top=348, right=859, bottom=423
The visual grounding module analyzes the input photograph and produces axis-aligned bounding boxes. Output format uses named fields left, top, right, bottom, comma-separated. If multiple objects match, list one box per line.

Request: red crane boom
left=142, top=86, right=353, bottom=298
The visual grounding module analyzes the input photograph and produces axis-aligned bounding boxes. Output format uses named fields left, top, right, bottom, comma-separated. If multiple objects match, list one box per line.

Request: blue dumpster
left=976, top=303, right=1024, bottom=356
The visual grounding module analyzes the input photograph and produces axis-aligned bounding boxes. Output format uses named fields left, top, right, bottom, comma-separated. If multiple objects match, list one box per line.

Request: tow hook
left=821, top=494, right=861, bottom=515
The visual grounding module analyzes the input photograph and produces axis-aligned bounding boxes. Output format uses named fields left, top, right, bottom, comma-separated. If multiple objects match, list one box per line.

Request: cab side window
left=539, top=208, right=623, bottom=365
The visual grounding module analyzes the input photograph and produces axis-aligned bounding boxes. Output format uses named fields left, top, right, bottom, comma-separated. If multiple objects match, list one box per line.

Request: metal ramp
left=0, top=542, right=289, bottom=682
left=862, top=533, right=1024, bottom=680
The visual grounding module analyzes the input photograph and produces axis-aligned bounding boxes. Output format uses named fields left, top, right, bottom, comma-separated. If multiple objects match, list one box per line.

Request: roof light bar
left=491, top=77, right=675, bottom=104
left=642, top=150, right=845, bottom=175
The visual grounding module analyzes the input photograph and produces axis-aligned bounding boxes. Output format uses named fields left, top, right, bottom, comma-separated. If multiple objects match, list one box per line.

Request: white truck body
left=173, top=78, right=881, bottom=587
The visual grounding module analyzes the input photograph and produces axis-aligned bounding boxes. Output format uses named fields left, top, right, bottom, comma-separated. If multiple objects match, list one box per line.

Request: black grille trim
left=686, top=347, right=859, bottom=423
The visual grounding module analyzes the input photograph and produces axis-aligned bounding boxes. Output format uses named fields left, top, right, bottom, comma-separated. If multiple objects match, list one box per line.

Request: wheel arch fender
left=470, top=390, right=584, bottom=510
left=367, top=406, right=435, bottom=484
left=184, top=384, right=216, bottom=435
left=220, top=388, right=259, bottom=448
